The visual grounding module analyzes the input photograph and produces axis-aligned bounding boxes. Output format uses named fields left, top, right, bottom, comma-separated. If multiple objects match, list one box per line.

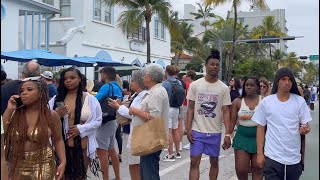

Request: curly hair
left=4, top=79, right=55, bottom=179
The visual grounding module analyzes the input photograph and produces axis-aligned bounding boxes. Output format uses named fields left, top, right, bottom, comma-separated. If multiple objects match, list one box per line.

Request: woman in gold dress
left=3, top=77, right=66, bottom=179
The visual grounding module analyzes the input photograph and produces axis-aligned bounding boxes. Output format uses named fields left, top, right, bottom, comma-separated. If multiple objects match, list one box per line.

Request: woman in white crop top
left=230, top=77, right=263, bottom=180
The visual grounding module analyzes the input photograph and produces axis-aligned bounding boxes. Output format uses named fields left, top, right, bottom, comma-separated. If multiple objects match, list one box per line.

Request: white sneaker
left=162, top=154, right=175, bottom=162
left=163, top=148, right=168, bottom=151
left=183, top=143, right=190, bottom=150
left=175, top=152, right=182, bottom=159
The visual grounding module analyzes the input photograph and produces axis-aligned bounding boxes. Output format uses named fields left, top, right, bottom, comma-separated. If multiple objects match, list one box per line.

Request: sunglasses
left=22, top=76, right=42, bottom=82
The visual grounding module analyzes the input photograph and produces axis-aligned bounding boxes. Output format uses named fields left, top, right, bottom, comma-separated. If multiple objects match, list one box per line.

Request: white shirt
left=187, top=78, right=231, bottom=133
left=49, top=93, right=102, bottom=160
left=117, top=90, right=148, bottom=148
left=252, top=94, right=312, bottom=165
left=312, top=86, right=317, bottom=94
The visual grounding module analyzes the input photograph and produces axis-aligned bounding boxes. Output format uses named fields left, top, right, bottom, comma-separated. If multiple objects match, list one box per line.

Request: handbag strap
left=107, top=83, right=115, bottom=98
left=128, top=93, right=138, bottom=107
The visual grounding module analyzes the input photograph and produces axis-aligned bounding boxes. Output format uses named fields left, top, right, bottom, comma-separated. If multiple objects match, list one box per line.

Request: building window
left=94, top=0, right=112, bottom=24
left=60, top=0, right=71, bottom=17
left=160, top=22, right=165, bottom=39
left=154, top=18, right=165, bottom=40
left=154, top=19, right=159, bottom=38
left=1, top=3, right=6, bottom=20
left=127, top=27, right=147, bottom=42
left=43, top=0, right=54, bottom=6
left=104, top=5, right=111, bottom=23
left=238, top=17, right=244, bottom=24
left=94, top=0, right=101, bottom=21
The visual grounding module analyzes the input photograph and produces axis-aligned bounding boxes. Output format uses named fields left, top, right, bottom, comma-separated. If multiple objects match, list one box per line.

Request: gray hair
left=144, top=64, right=165, bottom=83
left=21, top=61, right=41, bottom=78
left=131, top=70, right=146, bottom=89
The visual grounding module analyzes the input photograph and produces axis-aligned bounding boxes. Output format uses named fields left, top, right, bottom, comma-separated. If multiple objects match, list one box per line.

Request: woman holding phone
left=3, top=77, right=66, bottom=179
left=49, top=67, right=102, bottom=179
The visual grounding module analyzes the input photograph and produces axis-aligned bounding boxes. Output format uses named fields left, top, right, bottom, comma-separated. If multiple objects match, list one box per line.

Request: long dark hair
left=241, top=76, right=260, bottom=98
left=53, top=67, right=86, bottom=179
left=5, top=79, right=55, bottom=179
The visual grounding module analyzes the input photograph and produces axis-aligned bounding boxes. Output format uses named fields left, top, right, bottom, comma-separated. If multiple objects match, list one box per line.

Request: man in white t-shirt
left=252, top=67, right=312, bottom=180
left=186, top=49, right=232, bottom=180
left=311, top=85, right=317, bottom=101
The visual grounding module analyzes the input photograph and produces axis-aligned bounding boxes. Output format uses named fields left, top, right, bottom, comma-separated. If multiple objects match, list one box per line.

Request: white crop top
left=80, top=93, right=90, bottom=122
left=237, top=96, right=261, bottom=127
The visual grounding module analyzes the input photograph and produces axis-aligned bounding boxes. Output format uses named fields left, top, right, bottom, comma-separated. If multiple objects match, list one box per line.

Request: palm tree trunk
left=146, top=21, right=151, bottom=64
left=269, top=43, right=272, bottom=61
left=224, top=53, right=231, bottom=81
left=145, top=9, right=152, bottom=64
left=229, top=3, right=237, bottom=82
left=175, top=53, right=180, bottom=66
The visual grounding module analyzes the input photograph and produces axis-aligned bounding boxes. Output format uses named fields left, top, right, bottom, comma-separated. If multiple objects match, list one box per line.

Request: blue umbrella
left=71, top=56, right=131, bottom=67
left=1, top=49, right=92, bottom=66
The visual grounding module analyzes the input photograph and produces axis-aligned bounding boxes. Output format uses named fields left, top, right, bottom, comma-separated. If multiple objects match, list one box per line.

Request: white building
left=1, top=0, right=60, bottom=79
left=229, top=4, right=288, bottom=54
left=2, top=0, right=172, bottom=80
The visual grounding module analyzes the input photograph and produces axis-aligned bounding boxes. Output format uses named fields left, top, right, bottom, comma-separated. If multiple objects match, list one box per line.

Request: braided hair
left=53, top=67, right=86, bottom=179
left=4, top=79, right=55, bottom=179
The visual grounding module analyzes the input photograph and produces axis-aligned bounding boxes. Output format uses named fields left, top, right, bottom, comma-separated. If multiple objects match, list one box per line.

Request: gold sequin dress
left=10, top=128, right=55, bottom=180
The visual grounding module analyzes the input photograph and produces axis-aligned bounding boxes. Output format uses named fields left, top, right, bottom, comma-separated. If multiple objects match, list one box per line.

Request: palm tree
left=303, top=62, right=318, bottom=85
left=205, top=0, right=266, bottom=79
left=190, top=2, right=216, bottom=30
left=169, top=11, right=183, bottom=65
left=248, top=26, right=268, bottom=57
left=272, top=49, right=287, bottom=68
left=203, top=17, right=249, bottom=80
left=171, top=21, right=201, bottom=66
left=253, top=16, right=285, bottom=61
left=279, top=52, right=303, bottom=76
left=104, top=0, right=171, bottom=64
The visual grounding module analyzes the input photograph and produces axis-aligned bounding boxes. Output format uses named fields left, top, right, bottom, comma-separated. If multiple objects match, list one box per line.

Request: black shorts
left=264, top=156, right=302, bottom=180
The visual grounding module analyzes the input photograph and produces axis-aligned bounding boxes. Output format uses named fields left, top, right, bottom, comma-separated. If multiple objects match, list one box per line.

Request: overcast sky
left=171, top=0, right=319, bottom=57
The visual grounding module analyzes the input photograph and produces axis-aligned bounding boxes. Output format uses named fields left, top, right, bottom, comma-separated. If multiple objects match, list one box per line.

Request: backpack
left=100, top=83, right=118, bottom=124
left=168, top=79, right=185, bottom=107
left=303, top=89, right=311, bottom=101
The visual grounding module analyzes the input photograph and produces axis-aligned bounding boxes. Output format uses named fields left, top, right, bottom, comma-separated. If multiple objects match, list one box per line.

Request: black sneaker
left=162, top=154, right=175, bottom=162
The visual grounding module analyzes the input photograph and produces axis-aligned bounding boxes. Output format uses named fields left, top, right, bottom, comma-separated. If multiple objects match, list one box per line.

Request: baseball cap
left=41, top=71, right=53, bottom=80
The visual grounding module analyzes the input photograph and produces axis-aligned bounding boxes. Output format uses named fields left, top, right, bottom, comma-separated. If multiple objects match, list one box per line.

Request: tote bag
left=131, top=116, right=168, bottom=156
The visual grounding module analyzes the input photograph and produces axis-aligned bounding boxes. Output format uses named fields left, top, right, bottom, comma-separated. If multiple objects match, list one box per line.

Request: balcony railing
left=127, top=27, right=147, bottom=42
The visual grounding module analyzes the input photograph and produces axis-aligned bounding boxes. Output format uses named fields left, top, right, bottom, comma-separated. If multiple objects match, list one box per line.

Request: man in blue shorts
left=186, top=50, right=232, bottom=180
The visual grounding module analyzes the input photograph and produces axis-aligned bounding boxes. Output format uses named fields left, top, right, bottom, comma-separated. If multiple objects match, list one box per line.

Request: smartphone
left=108, top=98, right=113, bottom=102
left=56, top=102, right=65, bottom=108
left=15, top=97, right=24, bottom=109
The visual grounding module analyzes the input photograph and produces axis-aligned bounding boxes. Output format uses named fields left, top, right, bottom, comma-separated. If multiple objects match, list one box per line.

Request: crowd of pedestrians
left=0, top=48, right=316, bottom=180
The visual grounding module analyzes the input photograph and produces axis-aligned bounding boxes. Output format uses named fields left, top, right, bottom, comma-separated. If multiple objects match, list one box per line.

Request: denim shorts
left=190, top=130, right=221, bottom=157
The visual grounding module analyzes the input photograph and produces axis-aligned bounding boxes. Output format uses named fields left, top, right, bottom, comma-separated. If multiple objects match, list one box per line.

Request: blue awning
left=1, top=49, right=91, bottom=66
left=71, top=56, right=131, bottom=67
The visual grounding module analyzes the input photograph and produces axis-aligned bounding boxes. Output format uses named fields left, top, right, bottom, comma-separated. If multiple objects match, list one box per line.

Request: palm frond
left=117, top=9, right=144, bottom=34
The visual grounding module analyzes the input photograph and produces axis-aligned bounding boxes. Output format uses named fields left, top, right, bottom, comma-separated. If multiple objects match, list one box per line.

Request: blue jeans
left=140, top=150, right=162, bottom=180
